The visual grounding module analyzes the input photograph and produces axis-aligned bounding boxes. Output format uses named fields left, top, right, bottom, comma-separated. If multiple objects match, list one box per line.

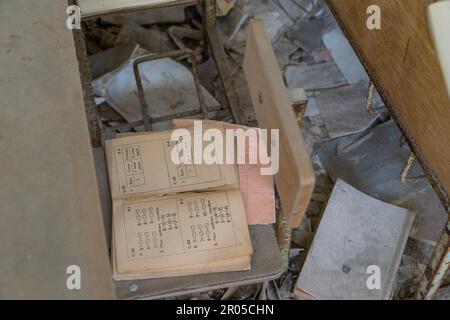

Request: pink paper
left=172, top=119, right=275, bottom=225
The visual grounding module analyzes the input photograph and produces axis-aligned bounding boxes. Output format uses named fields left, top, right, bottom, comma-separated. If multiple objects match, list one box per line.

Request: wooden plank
left=77, top=0, right=196, bottom=18
left=243, top=19, right=315, bottom=228
left=0, top=0, right=114, bottom=298
left=327, top=0, right=450, bottom=206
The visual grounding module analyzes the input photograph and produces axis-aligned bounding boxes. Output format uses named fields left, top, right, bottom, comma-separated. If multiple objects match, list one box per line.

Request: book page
left=112, top=253, right=251, bottom=280
left=105, top=126, right=238, bottom=200
left=112, top=190, right=253, bottom=274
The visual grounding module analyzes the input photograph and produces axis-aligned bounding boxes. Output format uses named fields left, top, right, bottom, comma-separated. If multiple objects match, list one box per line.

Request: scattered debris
left=80, top=0, right=447, bottom=300
left=322, top=27, right=369, bottom=84
left=89, top=43, right=135, bottom=79
left=115, top=23, right=176, bottom=53
left=316, top=120, right=429, bottom=203
left=395, top=187, right=448, bottom=245
left=286, top=18, right=324, bottom=52
left=100, top=6, right=187, bottom=25
left=285, top=62, right=347, bottom=91
left=93, top=49, right=220, bottom=127
left=224, top=0, right=294, bottom=46
left=216, top=0, right=237, bottom=17
left=168, top=25, right=203, bottom=52
left=315, top=81, right=383, bottom=138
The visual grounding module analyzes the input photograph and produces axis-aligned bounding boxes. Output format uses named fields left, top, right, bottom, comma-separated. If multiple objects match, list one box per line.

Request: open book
left=105, top=124, right=253, bottom=280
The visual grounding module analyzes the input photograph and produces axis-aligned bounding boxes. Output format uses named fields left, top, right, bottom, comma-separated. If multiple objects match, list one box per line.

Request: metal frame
left=132, top=49, right=209, bottom=131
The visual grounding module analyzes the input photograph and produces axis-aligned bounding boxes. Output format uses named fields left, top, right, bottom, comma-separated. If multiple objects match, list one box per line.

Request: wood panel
left=78, top=0, right=196, bottom=18
left=243, top=19, right=315, bottom=228
left=327, top=0, right=450, bottom=207
left=0, top=0, right=114, bottom=298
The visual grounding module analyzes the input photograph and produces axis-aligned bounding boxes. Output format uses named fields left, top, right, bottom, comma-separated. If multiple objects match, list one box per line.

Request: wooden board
left=77, top=0, right=196, bottom=18
left=327, top=0, right=450, bottom=207
left=0, top=0, right=114, bottom=299
left=243, top=19, right=315, bottom=228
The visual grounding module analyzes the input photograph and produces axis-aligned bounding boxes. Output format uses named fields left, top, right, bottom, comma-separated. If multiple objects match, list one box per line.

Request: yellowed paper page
left=113, top=190, right=252, bottom=274
left=112, top=252, right=251, bottom=280
left=112, top=229, right=250, bottom=280
left=105, top=126, right=238, bottom=200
